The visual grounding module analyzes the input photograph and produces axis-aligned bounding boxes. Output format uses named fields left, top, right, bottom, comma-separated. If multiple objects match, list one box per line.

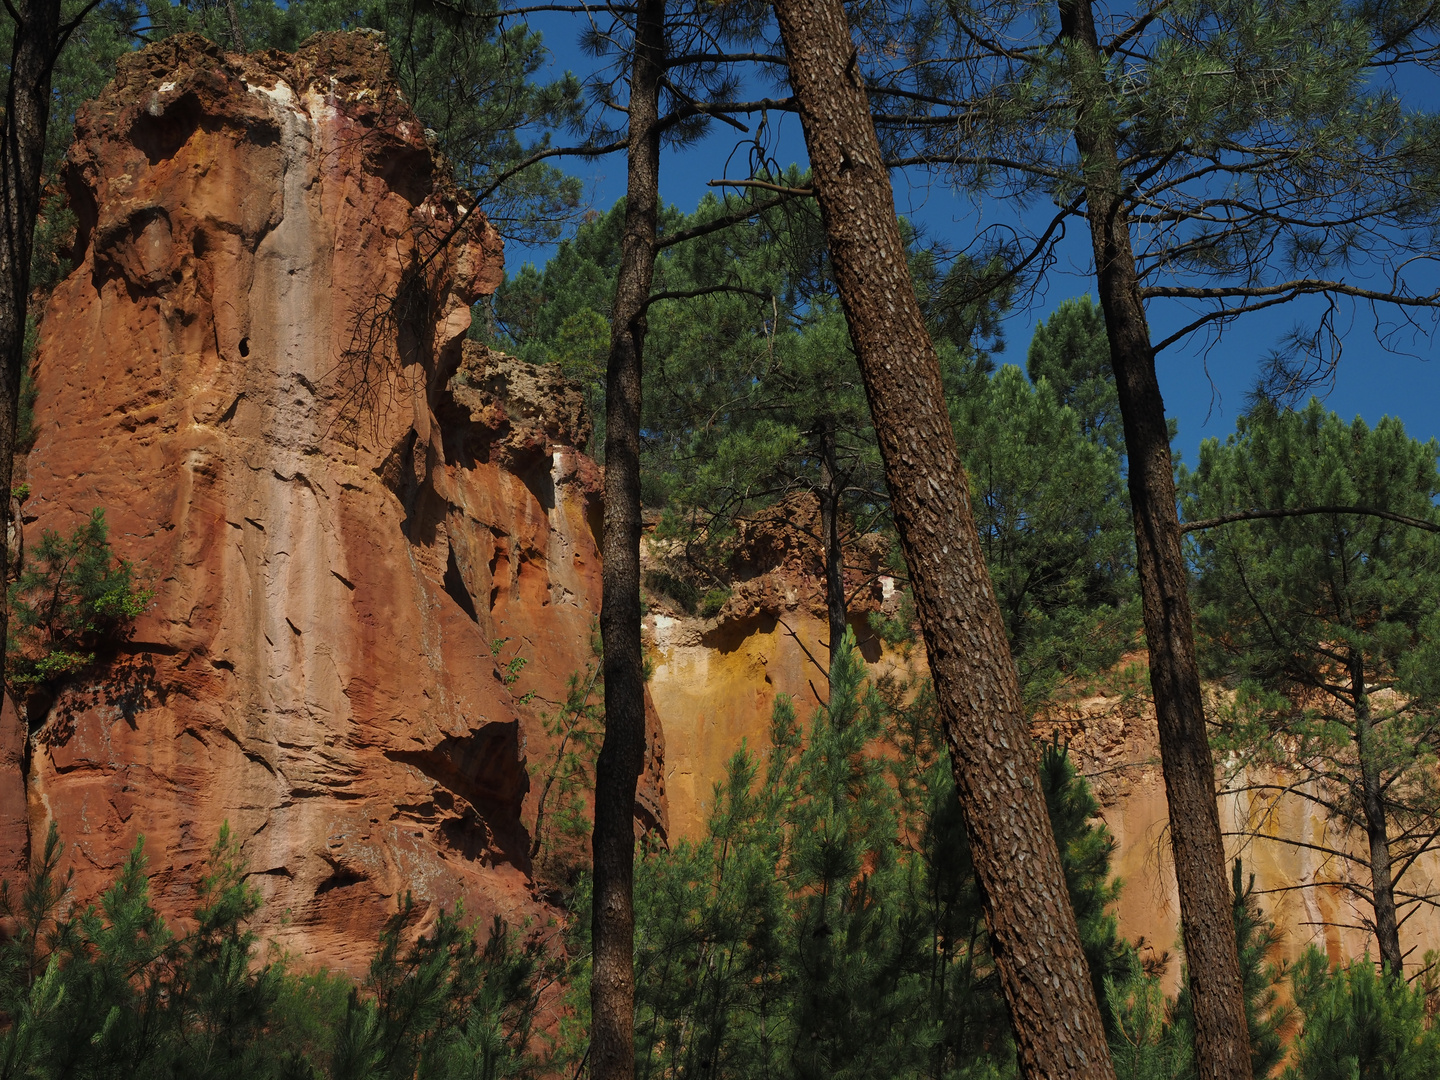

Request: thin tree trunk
left=1, top=0, right=64, bottom=696
left=590, top=1, right=665, bottom=1078
left=223, top=0, right=244, bottom=51
left=817, top=422, right=848, bottom=661
left=1352, top=652, right=1403, bottom=975
left=1057, top=3, right=1252, bottom=1075
left=771, top=2, right=1115, bottom=1076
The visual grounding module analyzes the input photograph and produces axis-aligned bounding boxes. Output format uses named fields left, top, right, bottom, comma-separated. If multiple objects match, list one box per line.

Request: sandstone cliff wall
left=15, top=33, right=661, bottom=972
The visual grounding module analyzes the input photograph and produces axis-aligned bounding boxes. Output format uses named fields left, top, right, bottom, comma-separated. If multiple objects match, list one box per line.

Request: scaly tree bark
left=1352, top=652, right=1404, bottom=974
left=817, top=419, right=849, bottom=661
left=1056, top=2, right=1253, bottom=1073
left=770, top=1, right=1116, bottom=1076
left=590, top=1, right=664, bottom=1077
left=1, top=0, right=66, bottom=690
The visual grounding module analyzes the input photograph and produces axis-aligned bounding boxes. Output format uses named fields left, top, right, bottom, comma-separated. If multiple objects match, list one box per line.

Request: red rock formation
left=18, top=32, right=661, bottom=972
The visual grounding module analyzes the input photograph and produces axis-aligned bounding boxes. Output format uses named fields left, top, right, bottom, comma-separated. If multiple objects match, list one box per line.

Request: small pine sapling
left=1286, top=949, right=1440, bottom=1080
left=8, top=508, right=151, bottom=689
left=529, top=625, right=605, bottom=871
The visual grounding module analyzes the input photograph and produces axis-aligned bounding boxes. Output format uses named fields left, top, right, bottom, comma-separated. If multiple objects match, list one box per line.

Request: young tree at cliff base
left=1185, top=400, right=1440, bottom=979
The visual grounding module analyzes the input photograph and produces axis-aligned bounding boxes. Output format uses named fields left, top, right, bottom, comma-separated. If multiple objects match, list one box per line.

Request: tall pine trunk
left=1351, top=652, right=1403, bottom=974
left=590, top=2, right=664, bottom=1077
left=223, top=0, right=245, bottom=51
left=0, top=0, right=64, bottom=693
left=772, top=2, right=1115, bottom=1075
left=818, top=421, right=848, bottom=661
left=1057, top=3, right=1252, bottom=1075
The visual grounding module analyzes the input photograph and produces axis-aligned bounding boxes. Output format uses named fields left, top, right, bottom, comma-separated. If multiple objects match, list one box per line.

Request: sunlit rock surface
left=18, top=32, right=663, bottom=972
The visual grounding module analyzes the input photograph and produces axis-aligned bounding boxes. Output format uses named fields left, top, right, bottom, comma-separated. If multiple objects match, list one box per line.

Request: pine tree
left=1024, top=298, right=1124, bottom=458
left=868, top=0, right=1440, bottom=1066
left=952, top=365, right=1136, bottom=703
left=1285, top=949, right=1440, bottom=1080
left=1184, top=400, right=1440, bottom=977
left=7, top=507, right=151, bottom=690
left=769, top=0, right=1119, bottom=1069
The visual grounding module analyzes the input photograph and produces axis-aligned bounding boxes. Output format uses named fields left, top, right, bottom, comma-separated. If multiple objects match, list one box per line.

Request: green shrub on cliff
left=7, top=508, right=152, bottom=687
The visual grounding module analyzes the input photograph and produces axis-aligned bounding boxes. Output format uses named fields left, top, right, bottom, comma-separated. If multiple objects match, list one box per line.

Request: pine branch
left=1184, top=506, right=1440, bottom=536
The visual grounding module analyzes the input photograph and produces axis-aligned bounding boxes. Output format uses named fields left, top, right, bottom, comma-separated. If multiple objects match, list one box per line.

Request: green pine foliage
left=14, top=637, right=1440, bottom=1078
left=1039, top=737, right=1131, bottom=1031
left=497, top=185, right=891, bottom=529
left=1183, top=400, right=1440, bottom=968
left=1107, top=855, right=1292, bottom=1080
left=950, top=365, right=1138, bottom=703
left=529, top=622, right=606, bottom=879
left=0, top=824, right=550, bottom=1079
left=7, top=509, right=153, bottom=689
left=1025, top=297, right=1124, bottom=457
left=1284, top=949, right=1440, bottom=1080
left=347, top=895, right=546, bottom=1079
left=564, top=629, right=1136, bottom=1079
left=147, top=0, right=310, bottom=54
left=1104, top=955, right=1192, bottom=1080
left=1229, top=862, right=1293, bottom=1079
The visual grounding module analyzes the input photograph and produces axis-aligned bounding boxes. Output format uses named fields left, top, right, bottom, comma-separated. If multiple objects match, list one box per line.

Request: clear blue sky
left=506, top=12, right=1440, bottom=468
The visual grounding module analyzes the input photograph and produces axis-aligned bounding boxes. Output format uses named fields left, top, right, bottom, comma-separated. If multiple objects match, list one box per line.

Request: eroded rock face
left=644, top=493, right=911, bottom=837
left=20, top=32, right=661, bottom=971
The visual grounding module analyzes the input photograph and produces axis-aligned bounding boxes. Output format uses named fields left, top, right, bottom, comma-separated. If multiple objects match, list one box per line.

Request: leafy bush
left=8, top=508, right=152, bottom=687
left=699, top=587, right=730, bottom=618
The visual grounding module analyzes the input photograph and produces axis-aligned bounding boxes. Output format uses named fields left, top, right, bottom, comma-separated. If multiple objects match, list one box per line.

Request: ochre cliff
left=644, top=493, right=906, bottom=834
left=14, top=31, right=1434, bottom=990
left=15, top=32, right=662, bottom=973
left=643, top=505, right=1440, bottom=987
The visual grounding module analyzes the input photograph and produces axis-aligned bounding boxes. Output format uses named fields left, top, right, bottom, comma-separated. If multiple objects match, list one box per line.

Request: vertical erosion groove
left=771, top=1, right=1117, bottom=1076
